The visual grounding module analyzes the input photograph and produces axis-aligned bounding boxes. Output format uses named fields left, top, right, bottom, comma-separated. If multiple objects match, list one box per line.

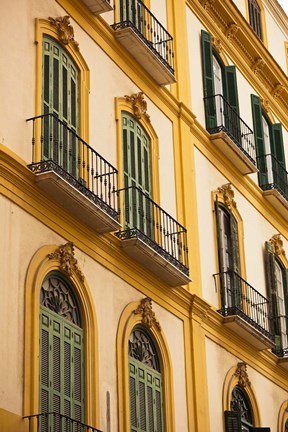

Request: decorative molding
left=271, top=83, right=284, bottom=99
left=269, top=234, right=286, bottom=257
left=48, top=15, right=79, bottom=49
left=134, top=297, right=161, bottom=330
left=251, top=57, right=265, bottom=75
left=217, top=183, right=237, bottom=209
left=225, top=23, right=239, bottom=40
left=200, top=0, right=215, bottom=10
left=261, top=98, right=270, bottom=113
left=212, top=37, right=223, bottom=54
left=233, top=362, right=251, bottom=388
left=48, top=241, right=85, bottom=281
left=125, top=92, right=150, bottom=122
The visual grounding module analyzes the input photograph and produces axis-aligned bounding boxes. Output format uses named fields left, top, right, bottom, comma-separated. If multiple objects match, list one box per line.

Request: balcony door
left=213, top=55, right=224, bottom=126
left=120, top=0, right=144, bottom=33
left=42, top=36, right=79, bottom=177
left=275, top=260, right=288, bottom=352
left=262, top=115, right=273, bottom=184
left=122, top=112, right=153, bottom=237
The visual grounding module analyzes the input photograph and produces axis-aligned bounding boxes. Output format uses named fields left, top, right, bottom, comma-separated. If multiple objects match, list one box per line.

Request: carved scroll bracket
left=48, top=241, right=84, bottom=281
left=134, top=297, right=161, bottom=330
left=233, top=362, right=251, bottom=388
left=125, top=92, right=150, bottom=122
left=269, top=234, right=286, bottom=257
left=217, top=183, right=237, bottom=210
left=225, top=23, right=239, bottom=40
left=48, top=16, right=79, bottom=49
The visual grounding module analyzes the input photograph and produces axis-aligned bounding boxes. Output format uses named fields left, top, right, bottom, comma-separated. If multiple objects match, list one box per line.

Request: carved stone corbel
left=217, top=184, right=237, bottom=210
left=234, top=362, right=251, bottom=388
left=271, top=83, right=284, bottom=99
left=269, top=234, right=286, bottom=257
left=125, top=92, right=150, bottom=122
left=225, top=23, right=239, bottom=40
left=212, top=37, right=223, bottom=54
left=48, top=16, right=79, bottom=49
left=134, top=297, right=161, bottom=330
left=48, top=241, right=84, bottom=281
left=261, top=98, right=270, bottom=113
left=252, top=57, right=265, bottom=75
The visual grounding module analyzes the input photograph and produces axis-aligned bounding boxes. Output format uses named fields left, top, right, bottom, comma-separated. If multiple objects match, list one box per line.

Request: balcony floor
left=29, top=161, right=121, bottom=234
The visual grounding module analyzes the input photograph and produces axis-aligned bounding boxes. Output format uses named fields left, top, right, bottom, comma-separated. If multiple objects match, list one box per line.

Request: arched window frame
left=278, top=401, right=288, bottom=432
left=116, top=299, right=175, bottom=432
left=115, top=95, right=160, bottom=207
left=24, top=243, right=99, bottom=428
left=35, top=18, right=90, bottom=162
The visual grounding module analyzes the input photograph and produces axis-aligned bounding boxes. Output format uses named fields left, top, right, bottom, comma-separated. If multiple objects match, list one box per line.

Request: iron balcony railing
left=112, top=0, right=174, bottom=74
left=272, top=314, right=288, bottom=357
left=256, top=153, right=288, bottom=201
left=26, top=113, right=119, bottom=221
left=23, top=412, right=102, bottom=432
left=214, top=270, right=273, bottom=341
left=204, top=94, right=256, bottom=165
left=116, top=186, right=189, bottom=276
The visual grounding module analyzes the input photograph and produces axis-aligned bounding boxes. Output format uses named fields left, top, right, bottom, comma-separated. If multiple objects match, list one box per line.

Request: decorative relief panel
left=48, top=15, right=79, bottom=49
left=48, top=241, right=84, bottom=281
left=269, top=234, right=286, bottom=257
left=217, top=183, right=237, bottom=210
left=125, top=92, right=150, bottom=122
left=134, top=297, right=161, bottom=330
left=233, top=362, right=251, bottom=388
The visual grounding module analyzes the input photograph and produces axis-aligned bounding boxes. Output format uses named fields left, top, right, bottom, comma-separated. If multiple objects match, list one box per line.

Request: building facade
left=0, top=0, right=288, bottom=431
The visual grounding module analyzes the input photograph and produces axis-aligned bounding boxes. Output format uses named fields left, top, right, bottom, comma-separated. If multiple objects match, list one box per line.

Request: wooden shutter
left=252, top=428, right=271, bottom=432
left=224, top=410, right=241, bottom=432
left=270, top=123, right=286, bottom=193
left=201, top=30, right=217, bottom=129
left=230, top=214, right=242, bottom=310
left=215, top=197, right=226, bottom=309
left=224, top=66, right=239, bottom=115
left=251, top=95, right=267, bottom=186
left=40, top=306, right=84, bottom=424
left=264, top=242, right=280, bottom=344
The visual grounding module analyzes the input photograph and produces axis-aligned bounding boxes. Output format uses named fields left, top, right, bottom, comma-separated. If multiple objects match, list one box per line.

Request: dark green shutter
left=271, top=124, right=285, bottom=167
left=201, top=30, right=217, bottom=129
left=230, top=214, right=242, bottom=309
left=282, top=267, right=288, bottom=345
left=251, top=95, right=267, bottom=186
left=224, top=66, right=239, bottom=115
left=215, top=197, right=226, bottom=309
left=264, top=242, right=280, bottom=345
left=225, top=410, right=241, bottom=432
left=253, top=428, right=271, bottom=431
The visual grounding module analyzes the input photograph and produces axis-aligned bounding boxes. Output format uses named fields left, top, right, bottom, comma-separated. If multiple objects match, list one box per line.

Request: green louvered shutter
left=129, top=358, right=164, bottom=432
left=42, top=36, right=79, bottom=177
left=122, top=113, right=152, bottom=236
left=224, top=66, right=241, bottom=144
left=224, top=411, right=241, bottom=432
left=270, top=123, right=287, bottom=195
left=215, top=197, right=226, bottom=309
left=264, top=242, right=280, bottom=346
left=282, top=268, right=288, bottom=347
left=40, top=307, right=84, bottom=428
left=230, top=214, right=242, bottom=310
left=201, top=30, right=217, bottom=130
left=251, top=95, right=267, bottom=186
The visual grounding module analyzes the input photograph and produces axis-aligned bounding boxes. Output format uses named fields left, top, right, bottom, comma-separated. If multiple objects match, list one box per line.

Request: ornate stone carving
left=269, top=234, right=286, bottom=257
left=217, top=184, right=237, bottom=210
left=261, top=98, right=270, bottom=113
left=48, top=16, right=79, bottom=49
left=134, top=297, right=161, bottom=330
left=125, top=92, right=150, bottom=121
left=200, top=0, right=215, bottom=9
left=233, top=362, right=251, bottom=388
left=271, top=83, right=284, bottom=99
left=41, top=275, right=80, bottom=325
left=252, top=58, right=265, bottom=75
left=225, top=23, right=239, bottom=40
left=48, top=242, right=84, bottom=281
left=212, top=37, right=223, bottom=54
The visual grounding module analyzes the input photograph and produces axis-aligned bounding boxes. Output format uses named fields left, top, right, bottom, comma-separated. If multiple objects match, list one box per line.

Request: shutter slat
left=251, top=94, right=267, bottom=186
left=224, top=410, right=241, bottom=432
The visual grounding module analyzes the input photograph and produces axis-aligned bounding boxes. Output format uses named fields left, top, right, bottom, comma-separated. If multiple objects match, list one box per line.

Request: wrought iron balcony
left=204, top=94, right=257, bottom=174
left=116, top=186, right=190, bottom=286
left=271, top=315, right=288, bottom=369
left=112, top=0, right=175, bottom=85
left=257, top=154, right=288, bottom=219
left=27, top=114, right=120, bottom=234
left=23, top=412, right=102, bottom=432
left=81, top=0, right=113, bottom=14
left=214, top=270, right=274, bottom=349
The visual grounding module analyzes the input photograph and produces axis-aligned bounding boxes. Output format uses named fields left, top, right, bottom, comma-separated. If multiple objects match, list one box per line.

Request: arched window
left=40, top=272, right=84, bottom=429
left=42, top=36, right=80, bottom=176
left=225, top=386, right=254, bottom=431
left=248, top=0, right=263, bottom=40
left=128, top=326, right=164, bottom=432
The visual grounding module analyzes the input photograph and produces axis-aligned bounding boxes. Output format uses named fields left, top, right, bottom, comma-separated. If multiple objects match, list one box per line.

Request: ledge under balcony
left=214, top=271, right=275, bottom=350
left=81, top=0, right=113, bottom=14
left=112, top=0, right=176, bottom=85
left=116, top=186, right=190, bottom=287
left=27, top=114, right=121, bottom=234
left=24, top=412, right=102, bottom=432
left=257, top=154, right=288, bottom=221
left=204, top=95, right=257, bottom=175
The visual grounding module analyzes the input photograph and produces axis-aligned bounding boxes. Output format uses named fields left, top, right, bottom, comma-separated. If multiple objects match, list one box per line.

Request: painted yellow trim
left=115, top=96, right=160, bottom=208
left=35, top=18, right=90, bottom=146
left=116, top=300, right=175, bottom=432
left=23, top=244, right=100, bottom=429
left=244, top=0, right=268, bottom=47
left=278, top=400, right=288, bottom=432
left=223, top=364, right=261, bottom=426
left=285, top=41, right=288, bottom=75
